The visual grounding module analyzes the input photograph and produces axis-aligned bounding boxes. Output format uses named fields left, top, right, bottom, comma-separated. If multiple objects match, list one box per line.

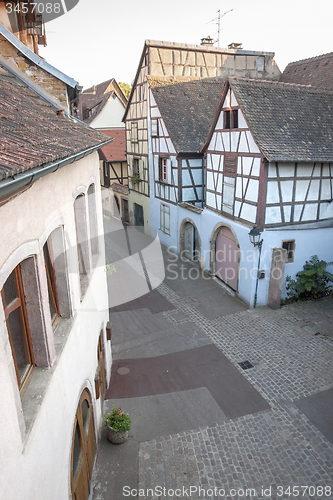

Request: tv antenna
left=207, top=8, right=233, bottom=47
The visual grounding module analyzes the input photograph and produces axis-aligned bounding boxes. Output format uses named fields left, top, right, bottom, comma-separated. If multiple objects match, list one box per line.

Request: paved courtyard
left=93, top=223, right=333, bottom=500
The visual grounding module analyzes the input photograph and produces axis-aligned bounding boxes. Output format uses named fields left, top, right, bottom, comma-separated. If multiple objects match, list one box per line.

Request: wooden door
left=71, top=390, right=96, bottom=500
left=134, top=203, right=144, bottom=227
left=215, top=226, right=239, bottom=291
left=122, top=198, right=129, bottom=224
left=184, top=222, right=194, bottom=260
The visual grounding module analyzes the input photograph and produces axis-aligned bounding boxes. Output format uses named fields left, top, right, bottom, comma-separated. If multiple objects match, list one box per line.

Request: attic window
left=282, top=240, right=295, bottom=263
left=257, top=56, right=265, bottom=71
left=224, top=110, right=238, bottom=129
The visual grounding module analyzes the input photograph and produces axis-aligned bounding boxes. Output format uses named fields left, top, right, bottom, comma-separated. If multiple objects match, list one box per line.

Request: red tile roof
left=98, top=129, right=126, bottom=162
left=280, top=52, right=333, bottom=90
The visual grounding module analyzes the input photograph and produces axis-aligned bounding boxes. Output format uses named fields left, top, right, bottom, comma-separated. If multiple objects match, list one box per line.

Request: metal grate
left=238, top=360, right=254, bottom=370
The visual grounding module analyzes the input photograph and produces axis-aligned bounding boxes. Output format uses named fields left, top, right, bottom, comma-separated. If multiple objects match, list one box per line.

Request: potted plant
left=104, top=407, right=131, bottom=444
left=130, top=173, right=140, bottom=185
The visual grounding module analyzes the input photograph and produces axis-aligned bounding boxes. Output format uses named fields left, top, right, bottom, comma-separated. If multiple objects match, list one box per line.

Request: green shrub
left=104, top=407, right=131, bottom=432
left=285, top=255, right=333, bottom=302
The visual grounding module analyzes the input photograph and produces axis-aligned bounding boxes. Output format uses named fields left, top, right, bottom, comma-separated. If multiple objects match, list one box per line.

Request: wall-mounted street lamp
left=249, top=226, right=263, bottom=308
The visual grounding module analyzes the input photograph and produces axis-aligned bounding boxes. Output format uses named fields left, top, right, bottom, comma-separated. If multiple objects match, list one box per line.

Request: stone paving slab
left=106, top=345, right=270, bottom=418
left=139, top=405, right=333, bottom=500
left=295, top=388, right=333, bottom=445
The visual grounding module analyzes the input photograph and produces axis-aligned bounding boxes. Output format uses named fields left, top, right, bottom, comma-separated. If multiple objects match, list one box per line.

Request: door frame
left=179, top=218, right=201, bottom=264
left=70, top=388, right=96, bottom=500
left=210, top=222, right=240, bottom=291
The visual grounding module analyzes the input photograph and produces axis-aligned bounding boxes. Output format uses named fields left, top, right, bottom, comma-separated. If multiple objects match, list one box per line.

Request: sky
left=39, top=0, right=333, bottom=90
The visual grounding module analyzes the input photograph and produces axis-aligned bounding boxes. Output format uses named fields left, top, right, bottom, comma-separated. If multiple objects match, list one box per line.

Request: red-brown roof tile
left=0, top=69, right=111, bottom=181
left=98, top=129, right=126, bottom=162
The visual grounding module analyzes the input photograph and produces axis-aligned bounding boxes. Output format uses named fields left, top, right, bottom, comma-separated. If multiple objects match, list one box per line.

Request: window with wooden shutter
left=1, top=265, right=35, bottom=391
left=224, top=154, right=237, bottom=176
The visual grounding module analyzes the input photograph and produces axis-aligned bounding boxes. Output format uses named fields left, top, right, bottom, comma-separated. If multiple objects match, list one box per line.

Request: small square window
left=282, top=240, right=295, bottom=263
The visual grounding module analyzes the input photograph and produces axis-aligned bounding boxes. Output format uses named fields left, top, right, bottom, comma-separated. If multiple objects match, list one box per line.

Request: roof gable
left=229, top=78, right=333, bottom=162
left=148, top=76, right=225, bottom=153
left=80, top=79, right=127, bottom=124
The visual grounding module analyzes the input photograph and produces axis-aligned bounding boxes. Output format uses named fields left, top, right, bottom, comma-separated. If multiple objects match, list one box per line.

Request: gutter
left=0, top=141, right=112, bottom=199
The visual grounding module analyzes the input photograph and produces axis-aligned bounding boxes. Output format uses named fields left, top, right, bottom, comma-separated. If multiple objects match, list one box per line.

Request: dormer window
left=224, top=109, right=238, bottom=129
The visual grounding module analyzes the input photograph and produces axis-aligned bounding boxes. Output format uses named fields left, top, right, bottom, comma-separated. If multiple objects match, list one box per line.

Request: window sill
left=21, top=315, right=76, bottom=443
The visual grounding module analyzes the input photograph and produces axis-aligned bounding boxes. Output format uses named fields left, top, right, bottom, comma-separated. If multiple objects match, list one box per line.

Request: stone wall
left=0, top=39, right=68, bottom=107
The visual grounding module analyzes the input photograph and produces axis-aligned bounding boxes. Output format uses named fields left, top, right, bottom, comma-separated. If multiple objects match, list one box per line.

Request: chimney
left=56, top=109, right=65, bottom=117
left=201, top=36, right=214, bottom=47
left=228, top=43, right=243, bottom=50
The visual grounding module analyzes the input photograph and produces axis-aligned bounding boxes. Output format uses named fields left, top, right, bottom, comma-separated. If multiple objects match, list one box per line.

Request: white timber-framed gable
left=205, top=85, right=264, bottom=225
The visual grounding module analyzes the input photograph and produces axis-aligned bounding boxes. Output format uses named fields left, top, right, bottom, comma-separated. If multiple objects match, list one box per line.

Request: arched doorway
left=212, top=225, right=240, bottom=291
left=71, top=389, right=96, bottom=500
left=180, top=219, right=201, bottom=262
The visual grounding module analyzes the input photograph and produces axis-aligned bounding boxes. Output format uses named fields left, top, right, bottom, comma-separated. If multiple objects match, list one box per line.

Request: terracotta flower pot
left=107, top=425, right=129, bottom=444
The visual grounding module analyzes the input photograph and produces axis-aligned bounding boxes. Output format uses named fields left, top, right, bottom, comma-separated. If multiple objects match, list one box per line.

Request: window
left=159, top=157, right=168, bottom=182
left=151, top=118, right=159, bottom=137
left=43, top=240, right=59, bottom=326
left=257, top=56, right=265, bottom=71
left=1, top=265, right=35, bottom=390
left=224, top=109, right=239, bottom=129
left=88, top=184, right=99, bottom=257
left=74, top=194, right=90, bottom=298
left=131, top=122, right=138, bottom=142
left=160, top=204, right=170, bottom=234
left=71, top=389, right=95, bottom=500
left=133, top=158, right=140, bottom=176
left=282, top=240, right=295, bottom=263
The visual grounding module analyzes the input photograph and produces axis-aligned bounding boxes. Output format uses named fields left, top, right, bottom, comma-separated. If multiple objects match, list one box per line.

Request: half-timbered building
left=124, top=39, right=281, bottom=232
left=142, top=71, right=333, bottom=307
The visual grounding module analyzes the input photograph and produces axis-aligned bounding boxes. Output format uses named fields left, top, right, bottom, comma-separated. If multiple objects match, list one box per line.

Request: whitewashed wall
left=0, top=152, right=111, bottom=499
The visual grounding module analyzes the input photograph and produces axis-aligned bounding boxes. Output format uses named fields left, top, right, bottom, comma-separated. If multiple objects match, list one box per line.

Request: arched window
left=71, top=389, right=96, bottom=500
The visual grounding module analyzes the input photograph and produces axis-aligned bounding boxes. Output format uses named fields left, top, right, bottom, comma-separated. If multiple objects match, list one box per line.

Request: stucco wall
left=90, top=97, right=125, bottom=129
left=0, top=152, right=111, bottom=499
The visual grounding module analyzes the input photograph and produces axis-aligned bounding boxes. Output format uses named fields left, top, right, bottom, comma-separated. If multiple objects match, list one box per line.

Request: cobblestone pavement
left=137, top=281, right=333, bottom=500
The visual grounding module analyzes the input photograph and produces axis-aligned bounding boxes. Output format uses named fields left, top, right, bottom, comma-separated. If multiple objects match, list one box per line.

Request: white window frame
left=160, top=204, right=170, bottom=235
left=151, top=118, right=159, bottom=137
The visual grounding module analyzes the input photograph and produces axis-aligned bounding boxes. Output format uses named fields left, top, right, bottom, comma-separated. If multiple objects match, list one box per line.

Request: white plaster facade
left=0, top=152, right=111, bottom=499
